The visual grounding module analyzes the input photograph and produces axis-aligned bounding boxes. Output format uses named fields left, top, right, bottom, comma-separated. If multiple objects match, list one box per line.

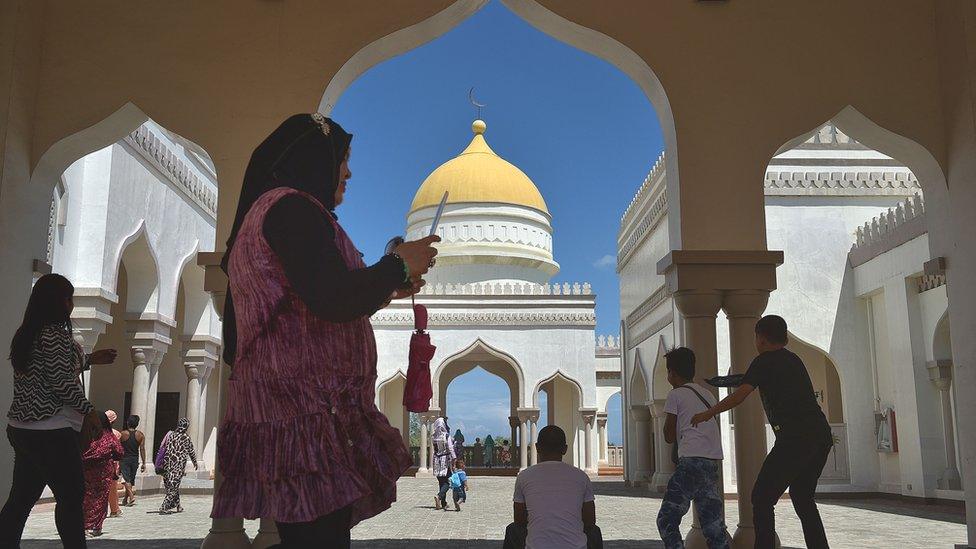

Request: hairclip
left=310, top=113, right=331, bottom=136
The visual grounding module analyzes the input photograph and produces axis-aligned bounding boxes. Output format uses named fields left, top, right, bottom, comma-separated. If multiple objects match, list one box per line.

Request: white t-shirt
left=664, top=382, right=723, bottom=460
left=513, top=460, right=594, bottom=549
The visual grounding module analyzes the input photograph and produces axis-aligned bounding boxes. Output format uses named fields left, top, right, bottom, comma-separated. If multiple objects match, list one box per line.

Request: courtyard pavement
left=22, top=477, right=965, bottom=548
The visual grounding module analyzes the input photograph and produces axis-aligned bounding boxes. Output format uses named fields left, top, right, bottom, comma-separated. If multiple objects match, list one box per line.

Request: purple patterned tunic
left=211, top=187, right=411, bottom=524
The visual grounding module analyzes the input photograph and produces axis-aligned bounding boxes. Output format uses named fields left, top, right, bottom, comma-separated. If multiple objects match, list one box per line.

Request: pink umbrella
left=403, top=303, right=435, bottom=412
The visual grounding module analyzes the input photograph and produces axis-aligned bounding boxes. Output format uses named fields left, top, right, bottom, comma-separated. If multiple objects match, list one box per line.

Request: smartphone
left=429, top=191, right=449, bottom=237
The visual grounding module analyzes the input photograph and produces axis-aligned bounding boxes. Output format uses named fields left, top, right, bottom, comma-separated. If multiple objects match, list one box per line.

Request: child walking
left=449, top=459, right=468, bottom=511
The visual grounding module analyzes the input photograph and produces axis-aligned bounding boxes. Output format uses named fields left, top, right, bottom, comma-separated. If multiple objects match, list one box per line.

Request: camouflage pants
left=656, top=457, right=729, bottom=549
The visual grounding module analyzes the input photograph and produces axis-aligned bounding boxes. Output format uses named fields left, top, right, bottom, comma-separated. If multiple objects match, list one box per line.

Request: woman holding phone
left=211, top=113, right=439, bottom=548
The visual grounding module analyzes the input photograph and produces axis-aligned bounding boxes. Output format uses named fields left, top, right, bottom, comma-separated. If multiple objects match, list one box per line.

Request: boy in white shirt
left=503, top=425, right=602, bottom=549
left=656, top=347, right=730, bottom=549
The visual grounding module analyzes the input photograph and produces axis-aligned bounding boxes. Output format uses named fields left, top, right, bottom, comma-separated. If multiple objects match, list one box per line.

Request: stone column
left=519, top=418, right=529, bottom=471
left=530, top=418, right=539, bottom=466
left=509, top=415, right=520, bottom=467
left=629, top=406, right=652, bottom=484
left=517, top=408, right=540, bottom=470
left=650, top=400, right=676, bottom=491
left=182, top=336, right=220, bottom=457
left=673, top=290, right=723, bottom=549
left=184, top=364, right=204, bottom=455
left=251, top=517, right=279, bottom=549
left=417, top=416, right=430, bottom=476
left=597, top=413, right=609, bottom=467
left=723, top=290, right=773, bottom=548
left=197, top=264, right=251, bottom=549
left=582, top=410, right=596, bottom=474
left=929, top=360, right=962, bottom=490
left=126, top=316, right=173, bottom=465
left=202, top=361, right=250, bottom=549
left=71, top=289, right=115, bottom=397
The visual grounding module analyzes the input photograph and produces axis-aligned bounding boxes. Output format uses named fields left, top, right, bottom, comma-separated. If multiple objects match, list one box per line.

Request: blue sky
left=333, top=1, right=659, bottom=441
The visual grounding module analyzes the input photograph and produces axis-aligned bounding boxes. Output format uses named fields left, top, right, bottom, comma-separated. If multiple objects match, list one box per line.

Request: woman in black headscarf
left=211, top=114, right=438, bottom=548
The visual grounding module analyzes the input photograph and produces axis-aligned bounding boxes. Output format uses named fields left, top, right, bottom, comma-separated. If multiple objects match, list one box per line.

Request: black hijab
left=221, top=113, right=353, bottom=365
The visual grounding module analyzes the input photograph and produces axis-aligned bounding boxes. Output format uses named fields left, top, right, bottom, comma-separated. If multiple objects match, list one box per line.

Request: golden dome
left=410, top=120, right=549, bottom=214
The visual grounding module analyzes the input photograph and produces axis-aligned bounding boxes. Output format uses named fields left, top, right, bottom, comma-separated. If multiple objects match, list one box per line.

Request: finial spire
left=468, top=87, right=486, bottom=120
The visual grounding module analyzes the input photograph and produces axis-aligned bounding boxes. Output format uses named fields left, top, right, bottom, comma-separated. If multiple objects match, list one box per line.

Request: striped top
left=7, top=325, right=93, bottom=426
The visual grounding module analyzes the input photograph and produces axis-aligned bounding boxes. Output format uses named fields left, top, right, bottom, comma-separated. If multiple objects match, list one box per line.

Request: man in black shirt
left=691, top=315, right=832, bottom=549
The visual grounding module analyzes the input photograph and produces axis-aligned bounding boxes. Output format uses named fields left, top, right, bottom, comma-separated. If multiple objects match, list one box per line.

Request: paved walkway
left=22, top=477, right=966, bottom=548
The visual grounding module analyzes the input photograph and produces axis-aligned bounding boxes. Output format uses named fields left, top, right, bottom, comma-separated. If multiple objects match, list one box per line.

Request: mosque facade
left=372, top=120, right=621, bottom=474
left=619, top=122, right=960, bottom=500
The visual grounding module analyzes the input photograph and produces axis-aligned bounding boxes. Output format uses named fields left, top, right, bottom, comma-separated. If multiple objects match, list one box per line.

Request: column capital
left=420, top=409, right=441, bottom=423
left=182, top=335, right=221, bottom=369
left=629, top=405, right=651, bottom=422
left=656, top=249, right=784, bottom=295
left=579, top=408, right=598, bottom=425
left=71, top=288, right=117, bottom=352
left=125, top=314, right=174, bottom=359
left=516, top=407, right=541, bottom=422
left=928, top=359, right=953, bottom=389
left=672, top=290, right=723, bottom=318
left=722, top=289, right=771, bottom=318
left=197, top=252, right=228, bottom=320
left=596, top=412, right=608, bottom=428
left=649, top=399, right=668, bottom=419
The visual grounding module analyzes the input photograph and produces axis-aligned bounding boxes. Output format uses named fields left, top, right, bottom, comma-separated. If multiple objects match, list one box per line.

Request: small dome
left=410, top=120, right=549, bottom=215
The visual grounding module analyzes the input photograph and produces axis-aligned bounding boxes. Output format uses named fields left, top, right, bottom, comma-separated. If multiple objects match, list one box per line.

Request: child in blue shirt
left=449, top=459, right=468, bottom=511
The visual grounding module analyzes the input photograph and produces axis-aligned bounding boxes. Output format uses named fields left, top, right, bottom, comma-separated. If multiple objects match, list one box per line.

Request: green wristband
left=393, top=253, right=410, bottom=282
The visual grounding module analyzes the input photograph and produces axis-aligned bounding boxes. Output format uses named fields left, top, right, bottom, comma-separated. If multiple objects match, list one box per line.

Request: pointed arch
left=432, top=338, right=525, bottom=410
left=933, top=310, right=952, bottom=362
left=377, top=369, right=408, bottom=392
left=629, top=349, right=649, bottom=406
left=532, top=370, right=585, bottom=408
left=113, top=221, right=162, bottom=315
left=773, top=105, right=951, bottom=258
left=30, top=103, right=149, bottom=193
left=649, top=335, right=671, bottom=400
left=318, top=0, right=682, bottom=247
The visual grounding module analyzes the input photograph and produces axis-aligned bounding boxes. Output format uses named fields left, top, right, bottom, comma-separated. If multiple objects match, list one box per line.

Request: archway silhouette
left=318, top=0, right=683, bottom=247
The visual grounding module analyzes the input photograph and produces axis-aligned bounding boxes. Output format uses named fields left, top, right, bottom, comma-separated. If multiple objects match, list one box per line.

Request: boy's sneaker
left=454, top=500, right=460, bottom=512
left=433, top=496, right=441, bottom=510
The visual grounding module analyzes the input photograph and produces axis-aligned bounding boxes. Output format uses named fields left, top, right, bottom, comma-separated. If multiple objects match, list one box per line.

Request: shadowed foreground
left=23, top=477, right=963, bottom=548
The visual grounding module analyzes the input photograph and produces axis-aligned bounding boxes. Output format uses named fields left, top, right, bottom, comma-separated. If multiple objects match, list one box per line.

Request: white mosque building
left=371, top=120, right=622, bottom=475
left=619, top=122, right=960, bottom=501
left=44, top=120, right=222, bottom=491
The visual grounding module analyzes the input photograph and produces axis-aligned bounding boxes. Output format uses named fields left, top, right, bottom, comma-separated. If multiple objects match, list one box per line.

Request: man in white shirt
left=503, top=425, right=601, bottom=549
left=656, top=347, right=730, bottom=549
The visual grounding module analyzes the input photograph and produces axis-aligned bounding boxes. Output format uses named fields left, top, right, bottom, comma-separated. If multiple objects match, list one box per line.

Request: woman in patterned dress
left=431, top=417, right=456, bottom=510
left=159, top=418, right=197, bottom=514
left=210, top=114, right=440, bottom=548
left=81, top=412, right=123, bottom=537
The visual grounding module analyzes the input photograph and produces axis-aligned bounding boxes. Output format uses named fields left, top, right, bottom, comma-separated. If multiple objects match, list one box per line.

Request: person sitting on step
left=503, top=425, right=602, bottom=549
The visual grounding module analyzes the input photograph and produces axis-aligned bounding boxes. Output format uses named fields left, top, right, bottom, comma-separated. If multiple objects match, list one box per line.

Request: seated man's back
left=513, top=459, right=594, bottom=549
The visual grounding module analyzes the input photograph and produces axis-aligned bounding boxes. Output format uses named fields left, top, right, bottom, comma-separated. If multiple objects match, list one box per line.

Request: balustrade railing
left=409, top=445, right=518, bottom=468
left=607, top=445, right=624, bottom=468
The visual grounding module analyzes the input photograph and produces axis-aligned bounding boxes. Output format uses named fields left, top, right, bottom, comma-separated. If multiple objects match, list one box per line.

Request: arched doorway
left=534, top=371, right=585, bottom=468
left=429, top=339, right=526, bottom=474
left=627, top=350, right=652, bottom=486
left=376, top=371, right=410, bottom=450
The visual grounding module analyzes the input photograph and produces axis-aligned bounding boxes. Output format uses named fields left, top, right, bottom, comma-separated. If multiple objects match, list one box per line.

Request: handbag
left=671, top=385, right=719, bottom=465
left=154, top=431, right=172, bottom=475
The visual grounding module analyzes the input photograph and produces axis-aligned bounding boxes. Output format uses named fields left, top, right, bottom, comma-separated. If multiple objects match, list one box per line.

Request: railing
left=607, top=445, right=624, bottom=468
left=596, top=335, right=620, bottom=353
left=410, top=445, right=518, bottom=468
left=416, top=281, right=592, bottom=296
left=849, top=194, right=927, bottom=267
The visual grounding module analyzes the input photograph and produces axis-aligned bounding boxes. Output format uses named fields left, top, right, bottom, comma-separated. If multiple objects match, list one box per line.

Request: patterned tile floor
left=22, top=477, right=966, bottom=548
